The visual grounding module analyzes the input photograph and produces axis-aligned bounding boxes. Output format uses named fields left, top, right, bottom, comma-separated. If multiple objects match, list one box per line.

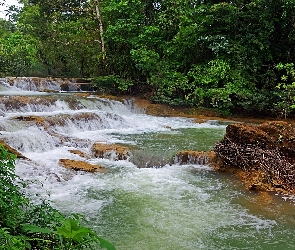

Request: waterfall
left=0, top=77, right=93, bottom=92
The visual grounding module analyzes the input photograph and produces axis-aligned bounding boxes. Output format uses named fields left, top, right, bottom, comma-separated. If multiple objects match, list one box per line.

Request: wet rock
left=5, top=77, right=80, bottom=92
left=130, top=150, right=172, bottom=168
left=174, top=150, right=217, bottom=165
left=3, top=77, right=96, bottom=92
left=0, top=139, right=27, bottom=159
left=69, top=149, right=89, bottom=158
left=91, top=143, right=131, bottom=160
left=133, top=98, right=221, bottom=118
left=59, top=159, right=106, bottom=173
left=0, top=94, right=95, bottom=114
left=214, top=121, right=295, bottom=194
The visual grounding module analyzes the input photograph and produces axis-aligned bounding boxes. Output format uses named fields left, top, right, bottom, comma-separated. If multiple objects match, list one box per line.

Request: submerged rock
left=91, top=143, right=131, bottom=160
left=59, top=159, right=105, bottom=173
left=214, top=121, right=295, bottom=194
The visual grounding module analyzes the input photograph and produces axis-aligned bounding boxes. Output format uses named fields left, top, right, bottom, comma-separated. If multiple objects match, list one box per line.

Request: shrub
left=0, top=145, right=115, bottom=249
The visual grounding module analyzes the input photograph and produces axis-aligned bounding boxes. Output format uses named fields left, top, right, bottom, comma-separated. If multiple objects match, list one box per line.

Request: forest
left=1, top=0, right=295, bottom=117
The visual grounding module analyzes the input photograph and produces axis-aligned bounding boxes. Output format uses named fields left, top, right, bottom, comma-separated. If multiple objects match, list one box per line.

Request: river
left=1, top=79, right=295, bottom=249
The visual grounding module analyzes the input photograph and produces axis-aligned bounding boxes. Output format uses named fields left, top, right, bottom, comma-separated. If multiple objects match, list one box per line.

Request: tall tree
left=94, top=0, right=105, bottom=59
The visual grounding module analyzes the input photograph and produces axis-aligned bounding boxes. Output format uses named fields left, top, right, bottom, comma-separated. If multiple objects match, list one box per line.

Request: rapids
left=1, top=79, right=295, bottom=249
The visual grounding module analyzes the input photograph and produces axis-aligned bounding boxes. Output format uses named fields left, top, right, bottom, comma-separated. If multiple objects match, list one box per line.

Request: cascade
left=1, top=78, right=295, bottom=250
left=0, top=77, right=94, bottom=92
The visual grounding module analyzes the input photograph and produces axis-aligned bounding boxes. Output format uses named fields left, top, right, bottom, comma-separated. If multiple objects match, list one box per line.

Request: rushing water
left=1, top=80, right=295, bottom=249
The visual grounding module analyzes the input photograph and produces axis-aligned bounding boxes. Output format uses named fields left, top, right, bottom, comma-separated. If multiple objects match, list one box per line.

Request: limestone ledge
left=91, top=143, right=131, bottom=160
left=0, top=139, right=27, bottom=159
left=175, top=121, right=295, bottom=195
left=59, top=159, right=105, bottom=173
left=174, top=150, right=218, bottom=166
left=69, top=149, right=90, bottom=158
left=214, top=121, right=295, bottom=195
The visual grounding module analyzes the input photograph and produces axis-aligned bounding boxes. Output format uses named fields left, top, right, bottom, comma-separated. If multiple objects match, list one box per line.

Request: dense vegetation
left=1, top=0, right=295, bottom=117
left=0, top=145, right=115, bottom=249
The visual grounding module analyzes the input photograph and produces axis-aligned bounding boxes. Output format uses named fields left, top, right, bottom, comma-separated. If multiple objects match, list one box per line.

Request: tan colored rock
left=214, top=121, right=295, bottom=194
left=59, top=159, right=106, bottom=173
left=0, top=140, right=27, bottom=159
left=174, top=150, right=217, bottom=166
left=12, top=113, right=102, bottom=144
left=69, top=150, right=89, bottom=158
left=218, top=166, right=285, bottom=192
left=91, top=143, right=131, bottom=160
left=133, top=98, right=221, bottom=118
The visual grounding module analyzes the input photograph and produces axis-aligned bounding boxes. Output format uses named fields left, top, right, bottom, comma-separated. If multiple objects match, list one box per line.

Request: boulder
left=214, top=121, right=295, bottom=193
left=174, top=150, right=217, bottom=166
left=68, top=149, right=89, bottom=158
left=59, top=159, right=105, bottom=173
left=91, top=143, right=131, bottom=160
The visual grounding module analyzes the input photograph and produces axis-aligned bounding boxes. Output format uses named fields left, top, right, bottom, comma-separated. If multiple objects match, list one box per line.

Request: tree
left=17, top=0, right=101, bottom=76
left=94, top=0, right=105, bottom=59
left=1, top=0, right=295, bottom=116
left=0, top=30, right=38, bottom=76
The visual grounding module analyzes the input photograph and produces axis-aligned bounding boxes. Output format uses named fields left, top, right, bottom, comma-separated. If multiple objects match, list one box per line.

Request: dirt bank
left=214, top=121, right=295, bottom=194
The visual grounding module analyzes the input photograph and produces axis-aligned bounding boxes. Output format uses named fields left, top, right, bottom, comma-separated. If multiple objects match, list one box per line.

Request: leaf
left=56, top=218, right=93, bottom=241
left=97, top=236, right=117, bottom=250
left=22, top=224, right=53, bottom=234
left=72, top=228, right=93, bottom=241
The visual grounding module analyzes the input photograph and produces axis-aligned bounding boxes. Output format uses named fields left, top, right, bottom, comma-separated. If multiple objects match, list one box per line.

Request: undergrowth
left=0, top=144, right=115, bottom=249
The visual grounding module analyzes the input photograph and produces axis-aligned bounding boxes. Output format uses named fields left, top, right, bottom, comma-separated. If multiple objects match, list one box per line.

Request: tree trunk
left=94, top=0, right=106, bottom=59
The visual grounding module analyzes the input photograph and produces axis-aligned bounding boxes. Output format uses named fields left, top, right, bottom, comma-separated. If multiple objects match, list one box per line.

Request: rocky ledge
left=91, top=143, right=131, bottom=160
left=59, top=159, right=106, bottom=173
left=213, top=121, right=295, bottom=194
left=0, top=139, right=27, bottom=159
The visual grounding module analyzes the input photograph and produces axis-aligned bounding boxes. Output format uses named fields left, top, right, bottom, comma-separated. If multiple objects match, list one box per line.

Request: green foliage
left=55, top=216, right=115, bottom=249
left=0, top=145, right=116, bottom=250
left=130, top=48, right=160, bottom=75
left=14, top=0, right=101, bottom=77
left=0, top=145, right=26, bottom=230
left=188, top=59, right=231, bottom=88
left=20, top=215, right=116, bottom=249
left=150, top=69, right=189, bottom=105
left=1, top=0, right=295, bottom=116
left=90, top=75, right=133, bottom=92
left=0, top=32, right=38, bottom=76
left=0, top=19, right=16, bottom=36
left=0, top=227, right=30, bottom=250
left=275, top=62, right=295, bottom=118
left=57, top=217, right=94, bottom=243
